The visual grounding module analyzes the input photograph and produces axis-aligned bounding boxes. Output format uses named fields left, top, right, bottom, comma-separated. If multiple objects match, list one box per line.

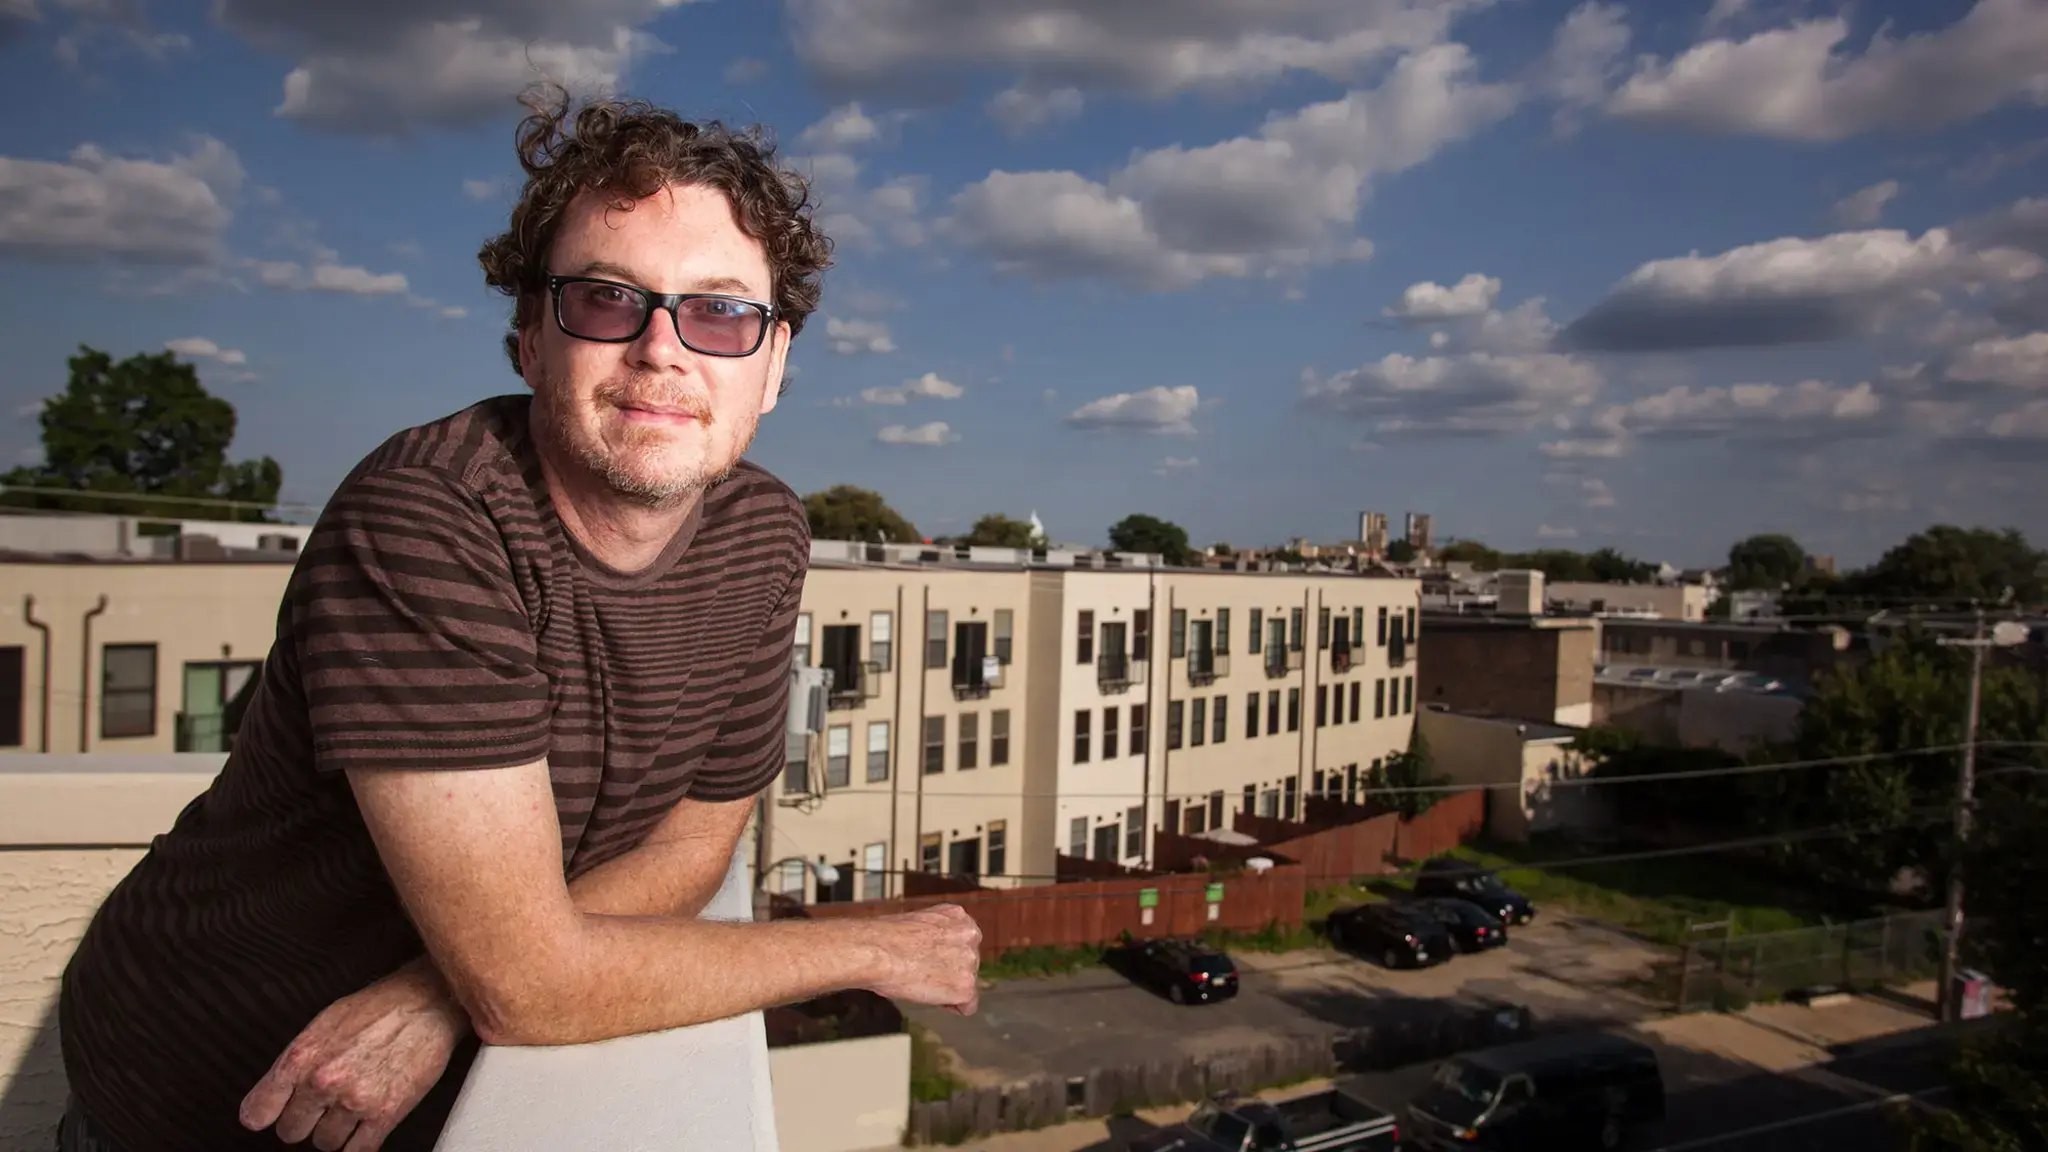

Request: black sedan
left=1413, top=858, right=1536, bottom=926
left=1414, top=897, right=1509, bottom=953
left=1103, top=938, right=1240, bottom=1004
left=1326, top=903, right=1454, bottom=969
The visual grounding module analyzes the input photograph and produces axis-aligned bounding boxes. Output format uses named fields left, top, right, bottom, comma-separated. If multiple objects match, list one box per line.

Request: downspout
left=78, top=594, right=108, bottom=753
left=888, top=581, right=905, bottom=896
left=23, top=595, right=51, bottom=752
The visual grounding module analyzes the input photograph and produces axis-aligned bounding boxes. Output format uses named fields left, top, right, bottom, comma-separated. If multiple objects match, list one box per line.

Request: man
left=57, top=88, right=982, bottom=1152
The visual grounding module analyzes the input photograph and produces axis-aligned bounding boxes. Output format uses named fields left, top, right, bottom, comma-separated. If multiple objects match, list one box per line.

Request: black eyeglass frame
left=546, top=274, right=778, bottom=358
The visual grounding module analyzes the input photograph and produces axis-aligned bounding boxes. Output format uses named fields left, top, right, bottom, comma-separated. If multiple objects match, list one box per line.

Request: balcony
left=826, top=660, right=883, bottom=710
left=1389, top=632, right=1410, bottom=668
left=778, top=732, right=828, bottom=808
left=951, top=658, right=999, bottom=700
left=1187, top=649, right=1228, bottom=687
left=1330, top=647, right=1354, bottom=674
left=1096, top=651, right=1135, bottom=692
left=0, top=753, right=910, bottom=1151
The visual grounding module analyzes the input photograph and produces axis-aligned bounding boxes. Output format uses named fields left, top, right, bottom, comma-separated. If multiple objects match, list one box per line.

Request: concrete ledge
left=0, top=770, right=216, bottom=846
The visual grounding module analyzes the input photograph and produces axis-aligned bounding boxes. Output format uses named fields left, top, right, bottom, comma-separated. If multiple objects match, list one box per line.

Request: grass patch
left=1442, top=840, right=1851, bottom=947
left=979, top=944, right=1102, bottom=981
left=1303, top=880, right=1388, bottom=927
left=907, top=1021, right=965, bottom=1103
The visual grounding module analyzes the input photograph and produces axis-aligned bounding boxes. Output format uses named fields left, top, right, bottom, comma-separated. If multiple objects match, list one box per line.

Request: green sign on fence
left=1205, top=883, right=1224, bottom=904
left=1138, top=887, right=1158, bottom=908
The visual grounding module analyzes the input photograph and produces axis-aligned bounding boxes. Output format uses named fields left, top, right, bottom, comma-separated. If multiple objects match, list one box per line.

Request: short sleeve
left=291, top=467, right=553, bottom=773
left=686, top=563, right=806, bottom=802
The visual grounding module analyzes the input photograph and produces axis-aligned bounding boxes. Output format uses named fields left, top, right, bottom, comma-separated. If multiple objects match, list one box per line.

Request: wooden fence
left=781, top=861, right=1308, bottom=960
left=1152, top=790, right=1486, bottom=888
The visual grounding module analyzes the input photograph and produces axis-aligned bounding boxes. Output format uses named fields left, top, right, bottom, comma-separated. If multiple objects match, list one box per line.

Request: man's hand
left=865, top=903, right=984, bottom=1016
left=239, top=961, right=470, bottom=1152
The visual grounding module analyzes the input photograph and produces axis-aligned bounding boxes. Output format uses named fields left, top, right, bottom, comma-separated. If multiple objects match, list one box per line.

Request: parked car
left=1413, top=858, right=1535, bottom=926
left=1326, top=903, right=1453, bottom=969
left=1104, top=938, right=1240, bottom=1004
left=1404, top=1032, right=1666, bottom=1151
left=1130, top=1084, right=1402, bottom=1152
left=1414, top=897, right=1510, bottom=953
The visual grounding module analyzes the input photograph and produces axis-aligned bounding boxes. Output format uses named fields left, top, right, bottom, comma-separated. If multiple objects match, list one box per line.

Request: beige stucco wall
left=1417, top=710, right=1529, bottom=841
left=1548, top=581, right=1710, bottom=622
left=767, top=1032, right=911, bottom=1152
left=1047, top=569, right=1156, bottom=863
left=0, top=562, right=293, bottom=755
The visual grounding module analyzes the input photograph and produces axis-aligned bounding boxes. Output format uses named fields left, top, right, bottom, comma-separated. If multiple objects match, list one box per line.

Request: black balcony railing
left=1388, top=631, right=1410, bottom=668
left=952, top=657, right=995, bottom=700
left=1188, top=649, right=1228, bottom=686
left=1331, top=646, right=1354, bottom=674
left=827, top=661, right=884, bottom=709
left=1097, top=651, right=1133, bottom=690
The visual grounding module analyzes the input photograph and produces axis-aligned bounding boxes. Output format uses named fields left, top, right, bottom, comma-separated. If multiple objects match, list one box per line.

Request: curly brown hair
left=479, top=84, right=833, bottom=379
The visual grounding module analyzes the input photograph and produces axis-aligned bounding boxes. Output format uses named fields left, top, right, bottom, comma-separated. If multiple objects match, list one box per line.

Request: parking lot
left=907, top=912, right=1671, bottom=1085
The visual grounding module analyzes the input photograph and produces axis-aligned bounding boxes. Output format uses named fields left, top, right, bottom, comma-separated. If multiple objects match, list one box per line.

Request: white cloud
left=1302, top=352, right=1601, bottom=436
left=1544, top=379, right=1886, bottom=457
left=794, top=151, right=929, bottom=251
left=858, top=371, right=964, bottom=405
left=1981, top=399, right=2048, bottom=440
left=1608, top=0, right=2048, bottom=142
left=988, top=86, right=1085, bottom=134
left=945, top=44, right=1516, bottom=289
left=1830, top=179, right=1901, bottom=227
left=1559, top=226, right=2045, bottom=352
left=1065, top=385, right=1201, bottom=435
left=1536, top=524, right=1580, bottom=540
left=1536, top=2, right=1630, bottom=131
left=1155, top=456, right=1199, bottom=475
left=0, top=136, right=241, bottom=264
left=876, top=420, right=957, bottom=446
left=213, top=0, right=683, bottom=134
left=1945, top=332, right=2048, bottom=389
left=250, top=258, right=409, bottom=296
left=825, top=317, right=897, bottom=355
left=787, top=0, right=1481, bottom=99
left=797, top=103, right=905, bottom=151
left=724, top=56, right=766, bottom=83
left=1386, top=273, right=1501, bottom=322
left=462, top=178, right=496, bottom=200
left=165, top=337, right=249, bottom=366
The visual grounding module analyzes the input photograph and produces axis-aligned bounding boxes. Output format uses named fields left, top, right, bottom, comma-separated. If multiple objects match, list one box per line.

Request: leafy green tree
left=1437, top=539, right=1502, bottom=569
left=1107, top=513, right=1193, bottom=565
left=1371, top=731, right=1453, bottom=820
left=1574, top=726, right=1746, bottom=835
left=1727, top=533, right=1808, bottom=591
left=803, top=485, right=921, bottom=543
left=1848, top=526, right=2046, bottom=606
left=1211, top=542, right=1235, bottom=557
left=1586, top=546, right=1656, bottom=583
left=1385, top=539, right=1418, bottom=564
left=962, top=513, right=1039, bottom=548
left=0, top=345, right=282, bottom=521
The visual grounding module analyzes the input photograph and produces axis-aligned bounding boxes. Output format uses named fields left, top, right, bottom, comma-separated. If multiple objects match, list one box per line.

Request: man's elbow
left=445, top=942, right=591, bottom=1047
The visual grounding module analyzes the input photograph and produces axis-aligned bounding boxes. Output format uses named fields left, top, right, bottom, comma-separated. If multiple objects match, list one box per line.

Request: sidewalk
left=941, top=987, right=1947, bottom=1152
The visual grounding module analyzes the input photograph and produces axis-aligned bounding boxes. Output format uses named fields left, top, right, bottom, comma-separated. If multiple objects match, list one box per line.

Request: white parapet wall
left=769, top=1032, right=912, bottom=1152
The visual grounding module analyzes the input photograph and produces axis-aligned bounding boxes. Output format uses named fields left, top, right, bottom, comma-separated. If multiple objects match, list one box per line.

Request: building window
left=1133, top=609, right=1151, bottom=660
left=1167, top=700, right=1184, bottom=749
left=958, top=712, right=979, bottom=770
left=1266, top=690, right=1280, bottom=734
left=1284, top=777, right=1299, bottom=819
left=1353, top=607, right=1365, bottom=646
left=1092, top=822, right=1119, bottom=863
left=826, top=724, right=851, bottom=788
left=1130, top=704, right=1147, bottom=756
left=1170, top=609, right=1188, bottom=659
left=1243, top=784, right=1256, bottom=817
left=991, top=709, right=1011, bottom=765
left=866, top=721, right=890, bottom=782
left=1406, top=607, right=1418, bottom=642
left=1248, top=609, right=1263, bottom=655
left=1404, top=675, right=1416, bottom=714
left=994, top=608, right=1014, bottom=664
left=1124, top=806, right=1144, bottom=859
left=987, top=820, right=1007, bottom=876
left=1287, top=687, right=1301, bottom=732
left=1212, top=695, right=1227, bottom=743
left=1375, top=679, right=1387, bottom=719
left=1102, top=705, right=1120, bottom=760
left=1318, top=607, right=1331, bottom=650
left=919, top=833, right=941, bottom=873
left=793, top=613, right=813, bottom=665
left=922, top=715, right=945, bottom=774
left=926, top=610, right=948, bottom=668
left=0, top=645, right=21, bottom=748
left=101, top=643, right=157, bottom=740
left=1289, top=607, right=1305, bottom=651
left=1070, top=816, right=1088, bottom=857
left=1349, top=681, right=1362, bottom=723
left=779, top=859, right=805, bottom=895
left=862, top=843, right=887, bottom=900
left=1315, top=685, right=1328, bottom=728
left=1378, top=606, right=1389, bottom=645
left=1073, top=709, right=1091, bottom=763
left=1190, top=697, right=1207, bottom=747
left=1216, top=608, right=1232, bottom=656
left=869, top=611, right=893, bottom=671
left=821, top=624, right=863, bottom=701
left=1187, top=619, right=1217, bottom=679
left=1077, top=610, right=1095, bottom=664
left=1246, top=692, right=1260, bottom=739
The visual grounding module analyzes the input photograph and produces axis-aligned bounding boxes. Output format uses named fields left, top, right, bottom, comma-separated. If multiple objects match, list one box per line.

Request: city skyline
left=2, top=0, right=2046, bottom=568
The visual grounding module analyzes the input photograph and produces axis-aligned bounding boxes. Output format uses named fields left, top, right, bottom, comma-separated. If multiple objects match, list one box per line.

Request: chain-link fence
left=1675, top=910, right=1956, bottom=1013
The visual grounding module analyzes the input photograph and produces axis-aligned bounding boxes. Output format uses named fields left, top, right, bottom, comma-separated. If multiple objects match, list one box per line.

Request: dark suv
left=1327, top=903, right=1454, bottom=969
left=1105, top=938, right=1241, bottom=1004
left=1413, top=859, right=1534, bottom=926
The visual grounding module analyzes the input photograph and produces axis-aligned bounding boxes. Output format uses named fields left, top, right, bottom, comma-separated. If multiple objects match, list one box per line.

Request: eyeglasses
left=547, top=275, right=776, bottom=358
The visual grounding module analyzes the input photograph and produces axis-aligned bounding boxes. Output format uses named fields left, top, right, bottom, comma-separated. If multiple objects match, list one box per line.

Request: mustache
left=593, top=376, right=713, bottom=422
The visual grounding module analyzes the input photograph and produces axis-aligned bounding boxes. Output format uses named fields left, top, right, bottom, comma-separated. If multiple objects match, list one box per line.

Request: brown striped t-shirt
left=58, top=394, right=808, bottom=1151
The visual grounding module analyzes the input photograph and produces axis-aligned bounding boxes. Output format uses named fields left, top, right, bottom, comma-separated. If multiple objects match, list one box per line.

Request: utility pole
left=1935, top=611, right=2028, bottom=1021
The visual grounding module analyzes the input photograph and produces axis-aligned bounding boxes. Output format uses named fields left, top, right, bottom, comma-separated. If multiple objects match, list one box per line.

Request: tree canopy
left=1424, top=539, right=1656, bottom=582
left=961, top=513, right=1041, bottom=548
left=0, top=345, right=282, bottom=521
left=1726, top=533, right=1809, bottom=591
left=1849, top=526, right=2047, bottom=605
left=1108, top=513, right=1194, bottom=565
left=803, top=485, right=922, bottom=543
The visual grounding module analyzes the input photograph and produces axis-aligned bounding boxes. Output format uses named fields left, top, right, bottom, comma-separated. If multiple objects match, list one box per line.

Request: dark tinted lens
left=559, top=281, right=649, bottom=340
left=676, top=296, right=767, bottom=355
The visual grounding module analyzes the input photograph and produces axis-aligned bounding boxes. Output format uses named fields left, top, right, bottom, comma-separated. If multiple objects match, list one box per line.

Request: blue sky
left=2, top=0, right=2047, bottom=568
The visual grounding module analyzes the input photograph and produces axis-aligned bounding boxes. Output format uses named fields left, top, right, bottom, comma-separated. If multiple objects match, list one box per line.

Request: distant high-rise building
left=1404, top=512, right=1434, bottom=551
left=1805, top=554, right=1837, bottom=577
left=1359, top=511, right=1389, bottom=553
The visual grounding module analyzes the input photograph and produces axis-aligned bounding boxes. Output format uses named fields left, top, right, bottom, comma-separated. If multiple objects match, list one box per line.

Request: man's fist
left=866, top=903, right=983, bottom=1015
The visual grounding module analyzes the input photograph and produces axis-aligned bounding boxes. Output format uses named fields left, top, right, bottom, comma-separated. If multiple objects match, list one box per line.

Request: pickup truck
left=1128, top=1084, right=1402, bottom=1152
